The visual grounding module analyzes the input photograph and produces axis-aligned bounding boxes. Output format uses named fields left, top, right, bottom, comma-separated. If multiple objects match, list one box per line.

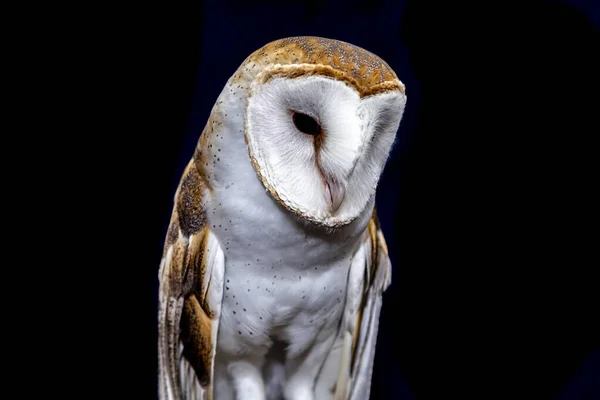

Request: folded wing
left=158, top=160, right=225, bottom=400
left=316, top=210, right=392, bottom=400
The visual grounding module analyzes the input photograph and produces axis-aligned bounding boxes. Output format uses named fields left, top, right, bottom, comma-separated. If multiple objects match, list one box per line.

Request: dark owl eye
left=292, top=112, right=321, bottom=136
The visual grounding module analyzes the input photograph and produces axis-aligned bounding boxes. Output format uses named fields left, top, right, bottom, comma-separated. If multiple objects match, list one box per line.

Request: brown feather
left=180, top=293, right=214, bottom=387
left=159, top=157, right=219, bottom=398
left=234, top=36, right=405, bottom=98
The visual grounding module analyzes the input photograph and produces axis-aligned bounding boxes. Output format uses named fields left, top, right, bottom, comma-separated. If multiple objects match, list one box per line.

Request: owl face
left=245, top=73, right=405, bottom=227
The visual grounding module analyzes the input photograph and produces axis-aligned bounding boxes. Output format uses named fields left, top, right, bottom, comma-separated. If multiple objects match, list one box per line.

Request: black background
left=58, top=0, right=599, bottom=398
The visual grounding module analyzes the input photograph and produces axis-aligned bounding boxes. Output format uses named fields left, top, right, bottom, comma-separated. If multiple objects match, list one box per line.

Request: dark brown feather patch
left=177, top=162, right=206, bottom=236
left=180, top=294, right=214, bottom=387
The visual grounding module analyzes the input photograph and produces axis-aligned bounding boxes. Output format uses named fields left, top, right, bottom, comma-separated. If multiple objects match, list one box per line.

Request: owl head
left=204, top=37, right=406, bottom=228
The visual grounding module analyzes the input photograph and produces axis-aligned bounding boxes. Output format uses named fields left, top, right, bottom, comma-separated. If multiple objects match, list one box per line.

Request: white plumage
left=158, top=36, right=406, bottom=400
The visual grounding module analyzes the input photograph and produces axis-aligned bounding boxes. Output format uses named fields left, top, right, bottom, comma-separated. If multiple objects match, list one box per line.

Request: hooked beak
left=324, top=175, right=346, bottom=214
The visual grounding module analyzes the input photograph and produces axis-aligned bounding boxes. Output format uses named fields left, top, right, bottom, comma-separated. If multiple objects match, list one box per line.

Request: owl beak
left=325, top=176, right=346, bottom=213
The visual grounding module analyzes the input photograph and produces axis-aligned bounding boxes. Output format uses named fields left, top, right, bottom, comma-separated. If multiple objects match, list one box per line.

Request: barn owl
left=158, top=36, right=406, bottom=400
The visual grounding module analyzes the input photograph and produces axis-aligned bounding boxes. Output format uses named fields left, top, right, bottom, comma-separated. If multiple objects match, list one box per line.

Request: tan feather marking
left=351, top=305, right=363, bottom=374
left=234, top=36, right=405, bottom=97
left=334, top=331, right=353, bottom=400
left=377, top=229, right=388, bottom=258
left=163, top=212, right=180, bottom=257
left=181, top=229, right=205, bottom=297
left=350, top=211, right=382, bottom=371
left=367, top=216, right=379, bottom=282
left=199, top=102, right=223, bottom=146
left=195, top=228, right=213, bottom=318
left=194, top=148, right=213, bottom=193
left=177, top=160, right=207, bottom=237
left=180, top=294, right=213, bottom=388
left=167, top=236, right=186, bottom=295
left=256, top=64, right=404, bottom=98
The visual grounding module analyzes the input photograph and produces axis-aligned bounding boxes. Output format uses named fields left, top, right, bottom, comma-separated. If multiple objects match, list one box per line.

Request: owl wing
left=158, top=159, right=225, bottom=400
left=315, top=209, right=392, bottom=400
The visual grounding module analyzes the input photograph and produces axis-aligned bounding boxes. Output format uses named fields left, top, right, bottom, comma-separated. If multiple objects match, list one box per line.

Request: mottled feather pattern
left=159, top=159, right=224, bottom=399
left=233, top=36, right=404, bottom=97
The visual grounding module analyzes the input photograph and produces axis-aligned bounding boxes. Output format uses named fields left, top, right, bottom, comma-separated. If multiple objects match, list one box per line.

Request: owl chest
left=216, top=244, right=351, bottom=355
left=215, top=216, right=353, bottom=322
left=220, top=256, right=348, bottom=325
left=206, top=194, right=360, bottom=351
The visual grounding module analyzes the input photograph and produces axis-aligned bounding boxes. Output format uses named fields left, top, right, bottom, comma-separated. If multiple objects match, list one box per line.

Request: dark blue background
left=73, top=0, right=599, bottom=398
